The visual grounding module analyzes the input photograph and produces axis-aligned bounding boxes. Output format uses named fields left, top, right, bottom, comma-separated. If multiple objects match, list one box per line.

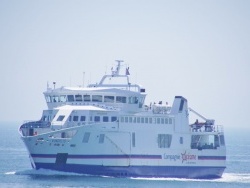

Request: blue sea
left=1, top=122, right=250, bottom=188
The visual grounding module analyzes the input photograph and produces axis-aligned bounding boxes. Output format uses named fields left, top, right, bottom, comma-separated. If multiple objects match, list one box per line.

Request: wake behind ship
left=19, top=61, right=226, bottom=178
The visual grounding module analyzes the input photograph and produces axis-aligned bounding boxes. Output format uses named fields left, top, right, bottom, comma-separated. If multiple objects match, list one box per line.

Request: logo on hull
left=181, top=151, right=196, bottom=163
left=164, top=151, right=197, bottom=164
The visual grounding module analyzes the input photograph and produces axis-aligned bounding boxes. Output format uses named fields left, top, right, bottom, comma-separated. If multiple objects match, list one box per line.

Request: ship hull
left=34, top=162, right=225, bottom=179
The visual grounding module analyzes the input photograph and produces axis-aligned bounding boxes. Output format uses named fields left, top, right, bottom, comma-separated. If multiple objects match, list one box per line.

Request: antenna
left=53, top=82, right=56, bottom=89
left=83, top=72, right=85, bottom=87
left=113, top=60, right=123, bottom=76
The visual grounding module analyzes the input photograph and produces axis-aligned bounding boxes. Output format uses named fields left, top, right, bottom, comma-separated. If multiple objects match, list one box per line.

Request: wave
left=5, top=170, right=250, bottom=184
left=131, top=173, right=250, bottom=184
left=5, top=169, right=85, bottom=176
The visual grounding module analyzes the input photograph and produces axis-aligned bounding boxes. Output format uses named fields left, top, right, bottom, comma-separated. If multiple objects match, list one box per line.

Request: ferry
left=19, top=61, right=226, bottom=178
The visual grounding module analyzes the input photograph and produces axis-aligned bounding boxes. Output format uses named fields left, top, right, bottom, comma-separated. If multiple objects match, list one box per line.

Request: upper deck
left=44, top=61, right=146, bottom=113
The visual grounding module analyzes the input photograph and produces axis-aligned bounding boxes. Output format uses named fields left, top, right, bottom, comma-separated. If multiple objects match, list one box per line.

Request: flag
left=126, top=67, right=130, bottom=75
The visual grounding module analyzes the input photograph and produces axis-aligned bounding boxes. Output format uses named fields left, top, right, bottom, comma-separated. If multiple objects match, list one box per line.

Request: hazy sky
left=0, top=0, right=249, bottom=131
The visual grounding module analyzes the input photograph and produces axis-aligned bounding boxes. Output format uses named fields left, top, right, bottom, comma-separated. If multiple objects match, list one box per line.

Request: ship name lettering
left=164, top=154, right=181, bottom=161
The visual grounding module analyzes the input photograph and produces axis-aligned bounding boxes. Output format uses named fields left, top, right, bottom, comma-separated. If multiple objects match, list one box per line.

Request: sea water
left=1, top=122, right=250, bottom=188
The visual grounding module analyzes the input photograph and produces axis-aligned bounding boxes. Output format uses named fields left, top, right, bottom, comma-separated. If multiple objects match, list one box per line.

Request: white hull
left=19, top=62, right=226, bottom=178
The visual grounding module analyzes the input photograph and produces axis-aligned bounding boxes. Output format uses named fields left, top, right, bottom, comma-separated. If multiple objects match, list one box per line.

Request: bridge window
left=46, top=96, right=52, bottom=103
left=75, top=95, right=82, bottom=101
left=129, top=96, right=139, bottom=104
left=60, top=95, right=67, bottom=102
left=129, top=117, right=133, bottom=123
left=52, top=96, right=59, bottom=102
left=158, top=134, right=172, bottom=148
left=92, top=95, right=102, bottom=102
left=83, top=95, right=91, bottom=102
left=104, top=96, right=114, bottom=103
left=116, top=96, right=126, bottom=103
left=67, top=95, right=74, bottom=102
left=149, top=118, right=152, bottom=124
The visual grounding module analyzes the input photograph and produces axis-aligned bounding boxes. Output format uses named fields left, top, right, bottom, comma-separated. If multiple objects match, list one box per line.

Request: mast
left=111, top=60, right=123, bottom=76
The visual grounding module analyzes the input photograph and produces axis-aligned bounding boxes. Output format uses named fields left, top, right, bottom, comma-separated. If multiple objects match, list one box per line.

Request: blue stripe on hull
left=31, top=154, right=162, bottom=159
left=34, top=163, right=225, bottom=179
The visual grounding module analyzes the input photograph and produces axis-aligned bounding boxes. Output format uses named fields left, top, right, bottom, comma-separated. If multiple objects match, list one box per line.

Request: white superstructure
left=19, top=61, right=226, bottom=178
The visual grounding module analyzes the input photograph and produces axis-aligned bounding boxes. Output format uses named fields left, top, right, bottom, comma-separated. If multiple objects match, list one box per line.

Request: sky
left=0, top=0, right=250, bottom=131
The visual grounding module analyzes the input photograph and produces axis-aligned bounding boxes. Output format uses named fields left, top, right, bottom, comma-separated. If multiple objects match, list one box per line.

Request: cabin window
left=99, top=134, right=105, bottom=143
left=161, top=118, right=164, bottom=124
left=158, top=134, right=172, bottom=148
left=68, top=116, right=72, bottom=122
left=133, top=117, right=136, bottom=123
left=120, top=117, right=124, bottom=123
left=92, top=95, right=102, bottom=102
left=132, top=132, right=135, bottom=147
left=157, top=118, right=161, bottom=124
left=149, top=118, right=152, bottom=124
left=80, top=116, right=86, bottom=121
left=165, top=118, right=168, bottom=124
left=125, top=117, right=128, bottom=123
left=94, top=116, right=100, bottom=122
left=73, top=116, right=79, bottom=122
left=191, top=135, right=220, bottom=150
left=42, top=116, right=47, bottom=121
left=83, top=95, right=91, bottom=102
left=104, top=96, right=114, bottom=103
left=138, top=97, right=144, bottom=108
left=129, top=117, right=133, bottom=123
left=169, top=118, right=172, bottom=124
left=82, top=132, right=90, bottom=143
left=116, top=96, right=126, bottom=103
left=103, top=116, right=109, bottom=122
left=141, top=117, right=144, bottom=123
left=67, top=95, right=74, bottom=102
left=111, top=116, right=117, bottom=122
left=220, top=135, right=225, bottom=146
left=60, top=95, right=67, bottom=102
left=145, top=117, right=148, bottom=123
left=136, top=117, right=140, bottom=123
left=180, top=137, right=183, bottom=144
left=57, top=115, right=65, bottom=121
left=75, top=95, right=82, bottom=101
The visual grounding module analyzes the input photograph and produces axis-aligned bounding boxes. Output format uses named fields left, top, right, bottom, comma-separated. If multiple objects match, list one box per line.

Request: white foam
left=131, top=173, right=250, bottom=183
left=5, top=170, right=250, bottom=184
left=6, top=169, right=84, bottom=176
